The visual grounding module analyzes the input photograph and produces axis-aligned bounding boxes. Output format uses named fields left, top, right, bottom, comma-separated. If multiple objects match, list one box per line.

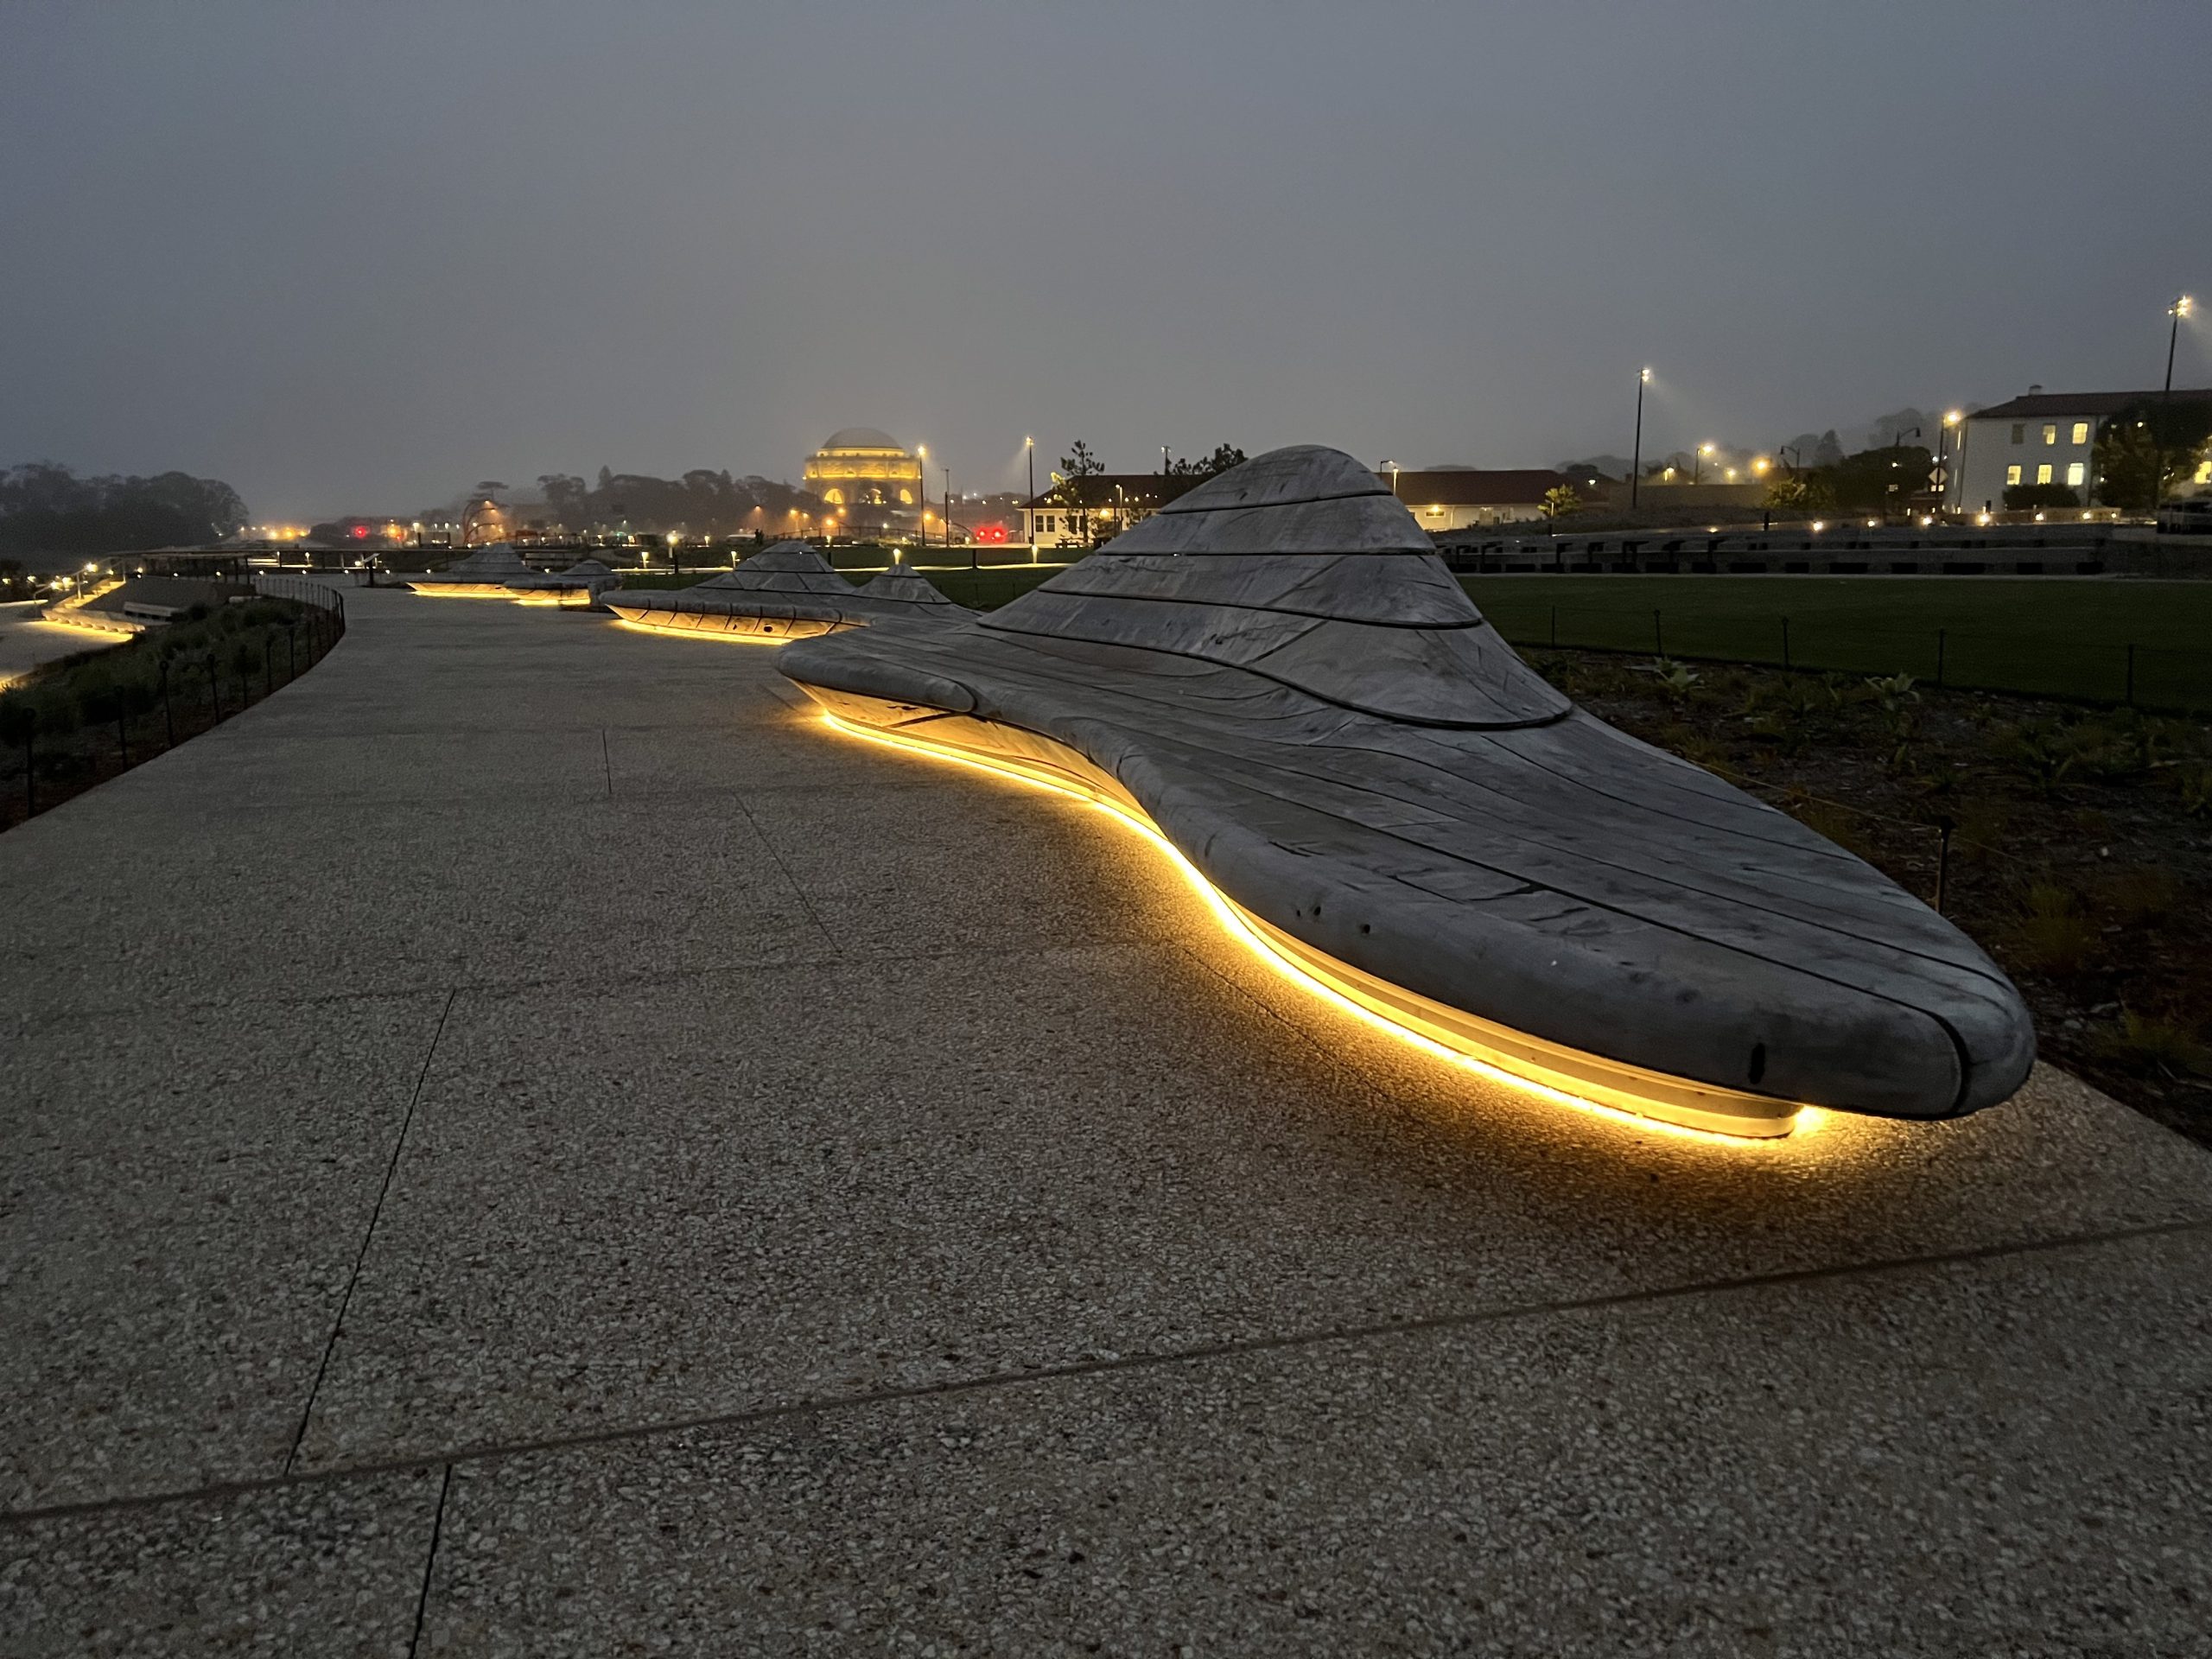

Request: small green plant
left=1950, top=799, right=2012, bottom=861
left=2009, top=881, right=2101, bottom=976
left=2094, top=1010, right=2211, bottom=1078
left=2177, top=764, right=2212, bottom=818
left=2001, top=720, right=2079, bottom=797
left=1649, top=659, right=1701, bottom=702
left=2101, top=866, right=2182, bottom=929
left=1864, top=671, right=1918, bottom=712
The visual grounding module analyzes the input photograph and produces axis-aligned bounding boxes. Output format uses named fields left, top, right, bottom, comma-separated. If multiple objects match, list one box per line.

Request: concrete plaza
left=3, top=585, right=2210, bottom=1656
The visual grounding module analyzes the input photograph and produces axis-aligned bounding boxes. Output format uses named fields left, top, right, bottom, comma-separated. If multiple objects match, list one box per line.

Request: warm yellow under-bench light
left=812, top=707, right=1815, bottom=1146
left=611, top=615, right=821, bottom=645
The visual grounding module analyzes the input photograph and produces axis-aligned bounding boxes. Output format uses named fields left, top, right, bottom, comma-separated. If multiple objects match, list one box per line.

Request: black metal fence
left=1486, top=602, right=2207, bottom=715
left=0, top=582, right=347, bottom=830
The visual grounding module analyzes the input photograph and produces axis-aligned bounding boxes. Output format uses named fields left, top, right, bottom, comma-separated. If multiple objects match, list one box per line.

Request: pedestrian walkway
left=4, top=585, right=2209, bottom=1655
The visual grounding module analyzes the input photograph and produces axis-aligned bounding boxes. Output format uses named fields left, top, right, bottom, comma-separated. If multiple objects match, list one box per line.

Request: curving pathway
left=3, top=583, right=2211, bottom=1654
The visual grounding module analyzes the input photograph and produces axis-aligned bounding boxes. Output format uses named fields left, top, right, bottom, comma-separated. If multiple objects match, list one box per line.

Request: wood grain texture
left=779, top=448, right=2036, bottom=1120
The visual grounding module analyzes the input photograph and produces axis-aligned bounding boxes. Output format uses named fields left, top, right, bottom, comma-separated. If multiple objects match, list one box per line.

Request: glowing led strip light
left=610, top=614, right=826, bottom=645
left=815, top=709, right=1817, bottom=1145
left=40, top=613, right=143, bottom=636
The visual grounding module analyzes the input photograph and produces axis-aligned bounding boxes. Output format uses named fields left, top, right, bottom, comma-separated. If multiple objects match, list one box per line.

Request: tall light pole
left=1026, top=436, right=1037, bottom=563
left=1381, top=459, right=1400, bottom=496
left=1694, top=442, right=1713, bottom=485
left=2157, top=295, right=2193, bottom=511
left=2166, top=294, right=2194, bottom=397
left=944, top=465, right=953, bottom=556
left=1936, top=410, right=1961, bottom=516
left=1630, top=368, right=1652, bottom=509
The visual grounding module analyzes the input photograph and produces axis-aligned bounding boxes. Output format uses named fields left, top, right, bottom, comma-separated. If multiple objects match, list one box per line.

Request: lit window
left=2037, top=463, right=2053, bottom=485
left=2066, top=461, right=2085, bottom=487
left=2006, top=465, right=2023, bottom=486
left=2070, top=422, right=2089, bottom=445
left=2042, top=423, right=2057, bottom=445
left=2010, top=423, right=2024, bottom=443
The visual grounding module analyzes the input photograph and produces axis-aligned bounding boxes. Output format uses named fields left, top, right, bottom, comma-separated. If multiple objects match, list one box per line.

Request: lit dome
left=804, top=428, right=922, bottom=523
left=821, top=427, right=903, bottom=452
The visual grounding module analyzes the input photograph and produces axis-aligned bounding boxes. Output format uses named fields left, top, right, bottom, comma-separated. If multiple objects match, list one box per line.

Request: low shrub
left=2010, top=881, right=2101, bottom=976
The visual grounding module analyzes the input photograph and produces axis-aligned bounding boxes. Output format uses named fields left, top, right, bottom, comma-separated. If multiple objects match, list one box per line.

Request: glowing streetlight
left=1694, top=442, right=1714, bottom=485
left=1934, top=410, right=1963, bottom=514
left=1026, top=435, right=1037, bottom=563
left=2166, top=294, right=2194, bottom=396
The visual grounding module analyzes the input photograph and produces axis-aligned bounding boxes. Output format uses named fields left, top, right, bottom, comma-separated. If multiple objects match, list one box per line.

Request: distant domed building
left=803, top=428, right=921, bottom=534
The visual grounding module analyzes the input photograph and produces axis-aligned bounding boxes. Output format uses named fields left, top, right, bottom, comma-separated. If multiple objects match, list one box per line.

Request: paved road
left=4, top=586, right=2210, bottom=1655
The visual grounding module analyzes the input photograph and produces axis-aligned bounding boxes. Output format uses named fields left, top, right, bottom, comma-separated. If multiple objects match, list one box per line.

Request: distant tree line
left=1764, top=442, right=1936, bottom=516
left=0, top=463, right=248, bottom=556
left=527, top=467, right=823, bottom=536
left=1044, top=441, right=1246, bottom=545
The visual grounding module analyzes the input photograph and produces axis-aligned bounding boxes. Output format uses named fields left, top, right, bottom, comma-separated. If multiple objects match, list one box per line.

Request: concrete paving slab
left=512, top=797, right=837, bottom=981
left=144, top=728, right=612, bottom=808
left=0, top=995, right=446, bottom=1510
left=732, top=778, right=1173, bottom=960
left=0, top=799, right=565, bottom=1020
left=291, top=932, right=2212, bottom=1478
left=0, top=1469, right=438, bottom=1656
left=414, top=1228, right=2212, bottom=1657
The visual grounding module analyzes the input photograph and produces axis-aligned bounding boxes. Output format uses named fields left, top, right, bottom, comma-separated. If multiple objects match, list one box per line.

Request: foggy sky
left=3, top=0, right=2209, bottom=520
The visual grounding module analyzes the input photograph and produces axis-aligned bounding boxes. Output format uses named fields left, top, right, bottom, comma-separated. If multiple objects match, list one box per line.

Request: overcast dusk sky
left=3, top=0, right=2209, bottom=519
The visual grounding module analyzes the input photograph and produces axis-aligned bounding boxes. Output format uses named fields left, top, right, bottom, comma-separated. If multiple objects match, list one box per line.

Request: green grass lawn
left=1462, top=577, right=2212, bottom=712
left=614, top=564, right=2210, bottom=713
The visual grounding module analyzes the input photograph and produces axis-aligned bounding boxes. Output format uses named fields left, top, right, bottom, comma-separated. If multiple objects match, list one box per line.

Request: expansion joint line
left=407, top=1464, right=454, bottom=1658
left=730, top=793, right=841, bottom=958
left=6, top=1215, right=2205, bottom=1534
left=284, top=987, right=459, bottom=1476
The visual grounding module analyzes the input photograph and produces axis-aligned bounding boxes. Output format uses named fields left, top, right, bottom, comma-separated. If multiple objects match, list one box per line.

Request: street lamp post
left=2157, top=295, right=2193, bottom=511
left=1026, top=436, right=1037, bottom=564
left=1381, top=460, right=1400, bottom=497
left=1694, top=442, right=1714, bottom=485
left=1630, top=369, right=1652, bottom=510
left=1936, top=410, right=1961, bottom=516
left=2167, top=294, right=2194, bottom=397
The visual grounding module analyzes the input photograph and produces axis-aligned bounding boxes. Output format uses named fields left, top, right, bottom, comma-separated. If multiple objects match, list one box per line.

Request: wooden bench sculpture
left=504, top=558, right=622, bottom=609
left=404, top=543, right=535, bottom=597
left=777, top=447, right=2034, bottom=1139
left=605, top=543, right=968, bottom=641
